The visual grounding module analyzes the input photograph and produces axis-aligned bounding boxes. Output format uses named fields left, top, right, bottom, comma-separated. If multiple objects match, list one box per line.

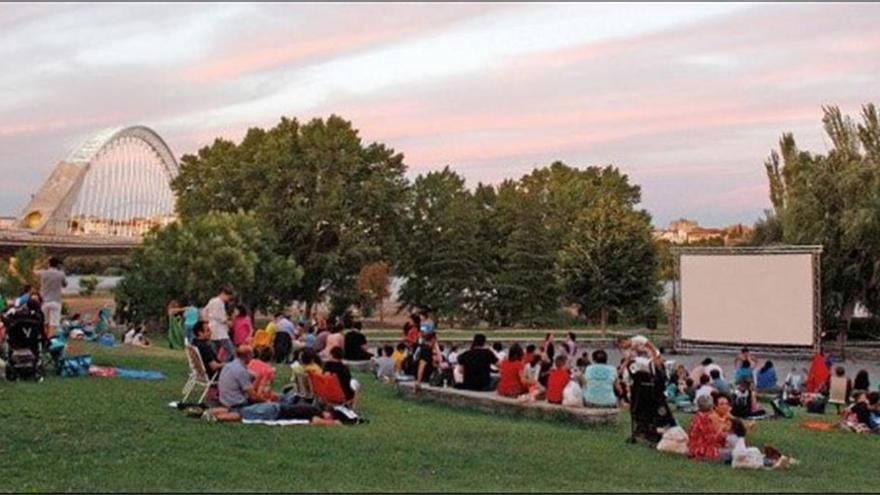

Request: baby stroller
left=2, top=305, right=46, bottom=381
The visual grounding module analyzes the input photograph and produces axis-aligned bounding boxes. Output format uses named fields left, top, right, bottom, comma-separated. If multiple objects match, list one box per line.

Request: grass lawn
left=1, top=343, right=876, bottom=492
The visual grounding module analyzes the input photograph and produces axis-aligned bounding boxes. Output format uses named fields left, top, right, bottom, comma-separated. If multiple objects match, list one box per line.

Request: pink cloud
left=0, top=113, right=126, bottom=137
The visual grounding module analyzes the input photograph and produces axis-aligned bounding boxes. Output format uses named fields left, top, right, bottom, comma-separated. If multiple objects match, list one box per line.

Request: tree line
left=115, top=115, right=660, bottom=328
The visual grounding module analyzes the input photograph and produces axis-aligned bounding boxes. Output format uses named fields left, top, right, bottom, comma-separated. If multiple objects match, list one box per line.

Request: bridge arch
left=18, top=125, right=179, bottom=237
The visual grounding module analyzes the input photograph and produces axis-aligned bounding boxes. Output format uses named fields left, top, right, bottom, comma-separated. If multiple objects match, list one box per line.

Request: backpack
left=770, top=398, right=794, bottom=419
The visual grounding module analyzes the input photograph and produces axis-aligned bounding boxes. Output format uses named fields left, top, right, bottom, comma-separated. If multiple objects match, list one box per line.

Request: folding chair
left=308, top=371, right=351, bottom=407
left=282, top=370, right=316, bottom=399
left=182, top=344, right=217, bottom=404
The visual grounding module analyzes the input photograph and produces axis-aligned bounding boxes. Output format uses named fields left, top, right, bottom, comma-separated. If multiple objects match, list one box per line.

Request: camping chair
left=308, top=371, right=352, bottom=407
left=182, top=344, right=216, bottom=404
left=283, top=371, right=315, bottom=399
left=828, top=375, right=849, bottom=414
left=253, top=329, right=272, bottom=349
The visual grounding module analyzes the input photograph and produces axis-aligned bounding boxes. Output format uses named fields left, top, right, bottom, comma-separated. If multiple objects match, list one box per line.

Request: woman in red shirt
left=688, top=394, right=727, bottom=461
left=497, top=344, right=536, bottom=398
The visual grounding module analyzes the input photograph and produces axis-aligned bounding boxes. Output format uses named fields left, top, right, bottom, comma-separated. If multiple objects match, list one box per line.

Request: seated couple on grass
left=841, top=390, right=880, bottom=434
left=290, top=346, right=361, bottom=408
left=203, top=345, right=357, bottom=425
left=685, top=393, right=796, bottom=469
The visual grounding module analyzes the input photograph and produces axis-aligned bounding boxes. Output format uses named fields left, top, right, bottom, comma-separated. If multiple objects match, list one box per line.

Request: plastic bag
left=657, top=426, right=689, bottom=455
left=562, top=380, right=584, bottom=407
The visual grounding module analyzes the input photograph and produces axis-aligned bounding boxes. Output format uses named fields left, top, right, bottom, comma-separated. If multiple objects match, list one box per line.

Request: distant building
left=0, top=216, right=17, bottom=230
left=653, top=218, right=753, bottom=246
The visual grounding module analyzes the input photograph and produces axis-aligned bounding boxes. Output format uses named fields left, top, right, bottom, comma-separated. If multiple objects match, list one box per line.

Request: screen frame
left=671, top=245, right=823, bottom=352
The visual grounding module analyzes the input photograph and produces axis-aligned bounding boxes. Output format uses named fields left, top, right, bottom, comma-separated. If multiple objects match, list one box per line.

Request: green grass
left=1, top=343, right=876, bottom=492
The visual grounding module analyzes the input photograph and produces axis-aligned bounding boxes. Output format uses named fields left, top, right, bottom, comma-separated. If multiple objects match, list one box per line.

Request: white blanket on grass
left=241, top=419, right=310, bottom=426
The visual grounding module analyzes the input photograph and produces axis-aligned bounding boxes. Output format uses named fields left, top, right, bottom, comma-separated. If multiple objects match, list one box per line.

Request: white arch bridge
left=1, top=125, right=179, bottom=255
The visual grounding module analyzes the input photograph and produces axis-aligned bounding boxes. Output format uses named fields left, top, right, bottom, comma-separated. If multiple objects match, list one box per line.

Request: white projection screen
left=676, top=247, right=822, bottom=349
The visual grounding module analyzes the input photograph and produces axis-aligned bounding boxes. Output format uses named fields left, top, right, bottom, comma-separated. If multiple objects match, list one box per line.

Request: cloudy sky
left=1, top=3, right=878, bottom=226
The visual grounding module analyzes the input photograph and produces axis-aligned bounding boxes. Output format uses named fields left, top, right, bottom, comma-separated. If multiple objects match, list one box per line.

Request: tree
left=0, top=246, right=46, bottom=297
left=115, top=212, right=302, bottom=325
left=489, top=179, right=561, bottom=326
left=79, top=275, right=99, bottom=297
left=355, top=261, right=391, bottom=322
left=757, top=104, right=880, bottom=340
left=396, top=167, right=488, bottom=324
left=557, top=196, right=659, bottom=334
left=171, top=115, right=408, bottom=316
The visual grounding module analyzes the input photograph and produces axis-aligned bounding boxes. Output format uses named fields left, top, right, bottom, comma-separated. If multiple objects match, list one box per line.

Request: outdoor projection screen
left=676, top=247, right=822, bottom=348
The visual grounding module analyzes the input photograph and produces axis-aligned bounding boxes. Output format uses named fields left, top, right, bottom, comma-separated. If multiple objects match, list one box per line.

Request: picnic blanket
left=88, top=365, right=165, bottom=380
left=241, top=419, right=311, bottom=426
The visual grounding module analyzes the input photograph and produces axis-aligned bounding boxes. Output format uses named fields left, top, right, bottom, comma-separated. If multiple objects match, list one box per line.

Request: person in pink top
left=231, top=305, right=254, bottom=347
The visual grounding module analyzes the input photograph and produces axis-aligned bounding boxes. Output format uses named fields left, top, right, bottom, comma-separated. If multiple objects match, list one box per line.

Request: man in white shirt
left=204, top=287, right=234, bottom=361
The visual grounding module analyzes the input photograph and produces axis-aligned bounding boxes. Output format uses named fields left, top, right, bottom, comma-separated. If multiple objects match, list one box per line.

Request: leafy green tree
left=489, top=179, right=561, bottom=326
left=396, top=167, right=488, bottom=324
left=79, top=275, right=99, bottom=297
left=115, top=212, right=302, bottom=324
left=0, top=246, right=46, bottom=297
left=557, top=196, right=659, bottom=334
left=171, top=115, right=408, bottom=316
left=758, top=104, right=880, bottom=339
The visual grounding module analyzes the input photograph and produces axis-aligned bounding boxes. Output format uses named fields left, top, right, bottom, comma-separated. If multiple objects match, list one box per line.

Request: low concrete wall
left=396, top=382, right=618, bottom=427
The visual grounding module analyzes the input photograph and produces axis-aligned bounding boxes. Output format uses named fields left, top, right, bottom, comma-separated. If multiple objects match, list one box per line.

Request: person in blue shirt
left=734, top=360, right=755, bottom=387
left=756, top=361, right=778, bottom=392
left=711, top=368, right=730, bottom=395
left=583, top=349, right=618, bottom=407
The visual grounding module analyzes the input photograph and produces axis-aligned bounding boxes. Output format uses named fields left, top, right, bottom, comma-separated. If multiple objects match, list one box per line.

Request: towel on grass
left=241, top=419, right=310, bottom=426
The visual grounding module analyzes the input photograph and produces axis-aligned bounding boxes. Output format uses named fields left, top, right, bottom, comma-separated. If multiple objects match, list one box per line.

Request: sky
left=1, top=3, right=878, bottom=227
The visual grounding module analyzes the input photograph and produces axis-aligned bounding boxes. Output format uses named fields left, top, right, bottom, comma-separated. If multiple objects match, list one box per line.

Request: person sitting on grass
left=373, top=344, right=396, bottom=383
left=192, top=321, right=224, bottom=380
left=853, top=369, right=870, bottom=392
left=583, top=349, right=618, bottom=408
left=711, top=368, right=730, bottom=396
left=694, top=373, right=715, bottom=402
left=709, top=393, right=734, bottom=434
left=323, top=346, right=359, bottom=406
left=731, top=377, right=766, bottom=418
left=124, top=326, right=151, bottom=347
left=208, top=345, right=280, bottom=422
left=248, top=346, right=278, bottom=402
left=344, top=321, right=373, bottom=361
left=783, top=367, right=807, bottom=404
left=734, top=359, right=755, bottom=387
left=756, top=361, right=778, bottom=392
left=290, top=347, right=323, bottom=383
left=456, top=333, right=499, bottom=391
left=688, top=394, right=728, bottom=463
left=729, top=418, right=794, bottom=469
left=842, top=390, right=880, bottom=433
left=496, top=343, right=537, bottom=399
left=321, top=322, right=345, bottom=361
left=522, top=344, right=536, bottom=366
left=546, top=354, right=570, bottom=404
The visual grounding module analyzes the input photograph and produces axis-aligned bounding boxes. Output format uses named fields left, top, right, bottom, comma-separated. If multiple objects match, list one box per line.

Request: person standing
left=33, top=257, right=67, bottom=338
left=205, top=287, right=234, bottom=361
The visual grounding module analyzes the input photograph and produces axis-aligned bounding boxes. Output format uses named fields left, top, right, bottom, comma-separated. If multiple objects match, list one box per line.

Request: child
left=730, top=418, right=794, bottom=469
left=694, top=374, right=715, bottom=402
left=616, top=334, right=650, bottom=357
left=373, top=345, right=396, bottom=383
left=391, top=342, right=407, bottom=373
left=546, top=355, right=570, bottom=404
